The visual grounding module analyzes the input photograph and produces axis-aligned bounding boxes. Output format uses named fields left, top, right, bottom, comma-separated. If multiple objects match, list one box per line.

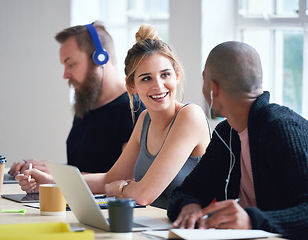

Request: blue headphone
left=85, top=24, right=109, bottom=66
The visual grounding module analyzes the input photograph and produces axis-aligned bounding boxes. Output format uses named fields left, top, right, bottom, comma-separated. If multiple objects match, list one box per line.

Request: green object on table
left=1, top=209, right=26, bottom=213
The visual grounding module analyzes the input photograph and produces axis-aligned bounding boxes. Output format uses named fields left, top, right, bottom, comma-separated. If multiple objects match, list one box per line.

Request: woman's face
left=132, top=53, right=179, bottom=113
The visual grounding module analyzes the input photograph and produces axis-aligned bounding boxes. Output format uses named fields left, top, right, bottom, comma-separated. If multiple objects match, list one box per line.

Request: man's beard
left=71, top=66, right=102, bottom=118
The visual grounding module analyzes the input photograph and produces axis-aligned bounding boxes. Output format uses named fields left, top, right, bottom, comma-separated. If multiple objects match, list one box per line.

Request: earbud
left=210, top=90, right=213, bottom=100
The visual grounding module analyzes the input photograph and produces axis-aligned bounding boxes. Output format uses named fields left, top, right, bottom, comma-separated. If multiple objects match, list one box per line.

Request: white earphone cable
left=209, top=92, right=235, bottom=200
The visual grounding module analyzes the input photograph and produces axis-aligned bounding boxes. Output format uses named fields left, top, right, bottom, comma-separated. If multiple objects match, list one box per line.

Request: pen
left=28, top=163, right=32, bottom=182
left=201, top=198, right=240, bottom=220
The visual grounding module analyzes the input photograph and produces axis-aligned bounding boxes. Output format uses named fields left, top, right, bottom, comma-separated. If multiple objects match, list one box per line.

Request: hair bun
left=135, top=24, right=159, bottom=42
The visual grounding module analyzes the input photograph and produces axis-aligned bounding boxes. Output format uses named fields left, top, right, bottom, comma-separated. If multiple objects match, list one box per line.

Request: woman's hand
left=105, top=179, right=136, bottom=197
left=105, top=180, right=126, bottom=197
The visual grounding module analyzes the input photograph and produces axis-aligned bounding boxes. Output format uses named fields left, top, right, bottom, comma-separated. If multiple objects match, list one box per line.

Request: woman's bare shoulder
left=176, top=103, right=207, bottom=124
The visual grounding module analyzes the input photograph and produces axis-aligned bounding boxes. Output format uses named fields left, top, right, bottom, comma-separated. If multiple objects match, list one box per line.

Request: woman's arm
left=106, top=104, right=211, bottom=206
left=83, top=111, right=146, bottom=194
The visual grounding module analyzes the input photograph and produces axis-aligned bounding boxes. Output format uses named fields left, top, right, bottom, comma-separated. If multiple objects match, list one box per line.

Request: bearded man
left=9, top=22, right=145, bottom=176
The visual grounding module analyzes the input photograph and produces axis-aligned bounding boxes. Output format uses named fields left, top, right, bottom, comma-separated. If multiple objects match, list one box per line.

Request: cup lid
left=0, top=156, right=6, bottom=163
left=107, top=198, right=136, bottom=208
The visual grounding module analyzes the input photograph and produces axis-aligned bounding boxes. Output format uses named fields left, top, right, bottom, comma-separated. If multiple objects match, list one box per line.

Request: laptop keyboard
left=94, top=195, right=146, bottom=209
left=94, top=195, right=116, bottom=209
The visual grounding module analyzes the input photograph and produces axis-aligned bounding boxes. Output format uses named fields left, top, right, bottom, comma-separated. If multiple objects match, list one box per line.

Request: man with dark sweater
left=167, top=41, right=308, bottom=239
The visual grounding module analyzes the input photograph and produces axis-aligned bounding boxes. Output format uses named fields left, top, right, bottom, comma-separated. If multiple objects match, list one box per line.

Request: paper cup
left=0, top=156, right=7, bottom=193
left=39, top=184, right=66, bottom=216
left=108, top=198, right=135, bottom=235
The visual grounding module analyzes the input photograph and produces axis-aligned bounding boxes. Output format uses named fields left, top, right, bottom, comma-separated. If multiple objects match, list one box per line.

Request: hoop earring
left=134, top=95, right=141, bottom=113
left=177, top=85, right=184, bottom=103
left=180, top=85, right=184, bottom=103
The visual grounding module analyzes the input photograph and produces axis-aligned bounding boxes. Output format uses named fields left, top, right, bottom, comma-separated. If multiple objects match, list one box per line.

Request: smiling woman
left=131, top=53, right=178, bottom=112
left=125, top=24, right=184, bottom=117
left=81, top=24, right=211, bottom=209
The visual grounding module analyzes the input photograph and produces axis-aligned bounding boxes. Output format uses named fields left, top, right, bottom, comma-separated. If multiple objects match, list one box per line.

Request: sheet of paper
left=169, top=229, right=281, bottom=239
left=23, top=203, right=40, bottom=209
left=142, top=230, right=169, bottom=239
left=143, top=229, right=281, bottom=239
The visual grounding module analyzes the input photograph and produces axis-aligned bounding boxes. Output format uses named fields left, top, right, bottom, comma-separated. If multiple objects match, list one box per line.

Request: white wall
left=169, top=0, right=205, bottom=108
left=0, top=0, right=73, bottom=166
left=202, top=0, right=235, bottom=130
left=170, top=0, right=235, bottom=130
left=169, top=0, right=235, bottom=108
left=202, top=0, right=235, bottom=64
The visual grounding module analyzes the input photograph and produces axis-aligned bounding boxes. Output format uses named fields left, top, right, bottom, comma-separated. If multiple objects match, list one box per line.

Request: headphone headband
left=85, top=24, right=109, bottom=66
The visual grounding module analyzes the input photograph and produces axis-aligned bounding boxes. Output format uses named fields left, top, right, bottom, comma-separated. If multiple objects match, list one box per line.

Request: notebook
left=45, top=161, right=172, bottom=232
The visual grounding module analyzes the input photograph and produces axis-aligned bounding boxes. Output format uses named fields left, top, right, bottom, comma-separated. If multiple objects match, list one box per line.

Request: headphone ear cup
left=85, top=24, right=109, bottom=66
left=93, top=49, right=109, bottom=66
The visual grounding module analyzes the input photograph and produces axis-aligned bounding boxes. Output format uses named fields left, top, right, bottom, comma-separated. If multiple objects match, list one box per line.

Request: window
left=239, top=0, right=300, bottom=17
left=236, top=0, right=308, bottom=118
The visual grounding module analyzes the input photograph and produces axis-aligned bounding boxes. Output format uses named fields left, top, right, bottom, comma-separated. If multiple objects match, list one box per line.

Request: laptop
left=45, top=161, right=172, bottom=232
left=3, top=173, right=18, bottom=184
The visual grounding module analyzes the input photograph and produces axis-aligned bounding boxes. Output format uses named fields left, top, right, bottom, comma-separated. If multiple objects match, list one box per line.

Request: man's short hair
left=55, top=21, right=117, bottom=65
left=205, top=41, right=263, bottom=97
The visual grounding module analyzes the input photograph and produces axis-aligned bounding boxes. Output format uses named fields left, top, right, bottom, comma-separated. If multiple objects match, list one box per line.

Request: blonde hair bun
left=135, top=24, right=159, bottom=42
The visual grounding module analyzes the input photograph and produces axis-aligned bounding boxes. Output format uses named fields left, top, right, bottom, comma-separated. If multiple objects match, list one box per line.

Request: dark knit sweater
left=167, top=92, right=308, bottom=239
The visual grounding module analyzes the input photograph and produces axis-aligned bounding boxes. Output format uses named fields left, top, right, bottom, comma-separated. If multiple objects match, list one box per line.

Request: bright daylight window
left=236, top=0, right=308, bottom=118
left=121, top=0, right=169, bottom=65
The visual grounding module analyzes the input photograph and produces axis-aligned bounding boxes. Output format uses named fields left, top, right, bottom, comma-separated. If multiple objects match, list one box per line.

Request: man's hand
left=8, top=159, right=50, bottom=177
left=172, top=203, right=203, bottom=229
left=198, top=199, right=252, bottom=229
left=15, top=168, right=54, bottom=193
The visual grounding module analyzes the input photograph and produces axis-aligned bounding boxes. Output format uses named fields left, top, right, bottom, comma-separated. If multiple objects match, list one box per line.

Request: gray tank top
left=134, top=104, right=201, bottom=209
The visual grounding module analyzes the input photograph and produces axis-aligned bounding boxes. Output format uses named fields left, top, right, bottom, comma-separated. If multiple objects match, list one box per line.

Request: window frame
left=234, top=0, right=308, bottom=118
